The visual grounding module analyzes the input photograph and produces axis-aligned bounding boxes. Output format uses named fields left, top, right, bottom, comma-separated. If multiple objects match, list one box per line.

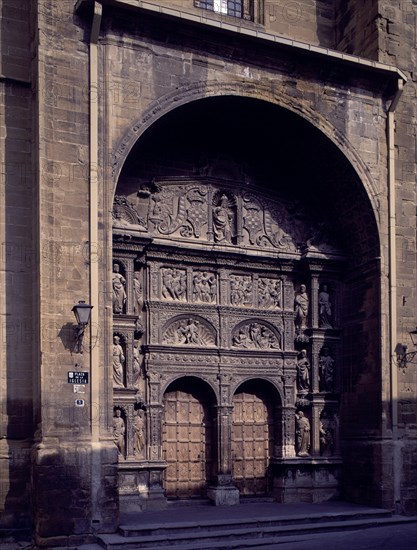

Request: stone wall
left=0, top=0, right=35, bottom=531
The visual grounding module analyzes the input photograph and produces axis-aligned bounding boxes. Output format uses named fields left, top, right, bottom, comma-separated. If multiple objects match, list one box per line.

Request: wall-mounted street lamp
left=396, top=327, right=417, bottom=369
left=72, top=300, right=93, bottom=353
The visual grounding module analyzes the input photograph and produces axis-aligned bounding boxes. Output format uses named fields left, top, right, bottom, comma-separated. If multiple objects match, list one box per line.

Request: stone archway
left=162, top=377, right=217, bottom=499
left=111, top=94, right=383, bottom=509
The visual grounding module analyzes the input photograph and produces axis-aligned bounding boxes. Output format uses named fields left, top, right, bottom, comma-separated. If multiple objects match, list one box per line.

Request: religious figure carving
left=112, top=263, right=126, bottom=314
left=319, top=347, right=335, bottom=392
left=258, top=278, right=281, bottom=308
left=319, top=411, right=335, bottom=457
left=318, top=284, right=332, bottom=328
left=213, top=194, right=234, bottom=243
left=230, top=275, right=252, bottom=306
left=177, top=318, right=204, bottom=345
left=133, top=409, right=145, bottom=457
left=163, top=317, right=216, bottom=346
left=132, top=339, right=141, bottom=389
left=161, top=268, right=186, bottom=301
left=133, top=271, right=143, bottom=314
left=193, top=271, right=216, bottom=303
left=296, top=349, right=310, bottom=394
left=296, top=411, right=310, bottom=457
left=294, top=284, right=309, bottom=336
left=113, top=335, right=125, bottom=388
left=113, top=409, right=125, bottom=458
left=232, top=322, right=281, bottom=350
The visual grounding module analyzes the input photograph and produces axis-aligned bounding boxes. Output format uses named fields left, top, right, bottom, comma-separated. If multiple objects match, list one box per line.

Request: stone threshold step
left=118, top=508, right=392, bottom=537
left=96, top=515, right=417, bottom=550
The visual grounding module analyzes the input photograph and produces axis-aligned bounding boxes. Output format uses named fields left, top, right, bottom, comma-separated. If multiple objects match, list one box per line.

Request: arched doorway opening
left=232, top=380, right=279, bottom=497
left=162, top=377, right=217, bottom=499
left=112, top=95, right=382, bottom=509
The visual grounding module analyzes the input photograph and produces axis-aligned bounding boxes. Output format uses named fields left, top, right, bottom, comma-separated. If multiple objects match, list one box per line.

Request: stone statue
left=133, top=271, right=143, bottom=314
left=318, top=284, right=332, bottom=328
left=112, top=263, right=127, bottom=314
left=319, top=411, right=334, bottom=457
left=294, top=284, right=309, bottom=333
left=213, top=194, right=233, bottom=243
left=112, top=335, right=125, bottom=388
left=132, top=339, right=141, bottom=389
left=319, top=348, right=335, bottom=392
left=296, top=349, right=310, bottom=394
left=296, top=411, right=310, bottom=457
left=133, top=409, right=145, bottom=457
left=113, top=409, right=125, bottom=458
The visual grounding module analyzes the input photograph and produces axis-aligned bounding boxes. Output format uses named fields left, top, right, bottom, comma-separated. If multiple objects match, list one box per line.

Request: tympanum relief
left=112, top=180, right=342, bottom=256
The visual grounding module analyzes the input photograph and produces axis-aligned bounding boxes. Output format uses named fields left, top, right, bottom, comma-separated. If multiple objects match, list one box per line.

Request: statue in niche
left=296, top=411, right=311, bottom=457
left=178, top=318, right=204, bottom=345
left=193, top=271, right=216, bottom=303
left=213, top=194, right=234, bottom=243
left=133, top=409, right=145, bottom=457
left=112, top=263, right=126, bottom=314
left=133, top=271, right=143, bottom=314
left=296, top=349, right=310, bottom=394
left=258, top=278, right=281, bottom=308
left=318, top=284, right=332, bottom=328
left=319, top=411, right=335, bottom=457
left=162, top=268, right=186, bottom=301
left=132, top=339, right=141, bottom=389
left=319, top=347, right=335, bottom=392
left=113, top=409, right=125, bottom=458
left=112, top=335, right=125, bottom=388
left=294, top=284, right=309, bottom=335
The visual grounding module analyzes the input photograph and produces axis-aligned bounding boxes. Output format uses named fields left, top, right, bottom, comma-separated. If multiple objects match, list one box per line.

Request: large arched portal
left=112, top=96, right=381, bottom=510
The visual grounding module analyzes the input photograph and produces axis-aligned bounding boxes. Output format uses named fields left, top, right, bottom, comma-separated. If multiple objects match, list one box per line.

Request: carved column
left=217, top=405, right=234, bottom=478
left=281, top=406, right=296, bottom=458
left=236, top=194, right=243, bottom=245
left=311, top=404, right=321, bottom=456
left=311, top=274, right=319, bottom=328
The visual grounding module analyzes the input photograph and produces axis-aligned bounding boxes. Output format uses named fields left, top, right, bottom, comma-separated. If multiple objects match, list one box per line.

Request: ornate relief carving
left=161, top=268, right=187, bottom=301
left=113, top=181, right=343, bottom=256
left=162, top=317, right=216, bottom=347
left=192, top=271, right=217, bottom=303
left=230, top=275, right=253, bottom=307
left=258, top=278, right=281, bottom=309
left=113, top=195, right=147, bottom=230
left=232, top=321, right=282, bottom=350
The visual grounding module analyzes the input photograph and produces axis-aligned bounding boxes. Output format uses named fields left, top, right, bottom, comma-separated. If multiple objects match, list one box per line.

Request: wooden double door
left=163, top=379, right=275, bottom=499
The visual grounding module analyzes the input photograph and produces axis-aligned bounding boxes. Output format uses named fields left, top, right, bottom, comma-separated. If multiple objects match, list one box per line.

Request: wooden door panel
left=232, top=390, right=272, bottom=496
left=163, top=388, right=212, bottom=499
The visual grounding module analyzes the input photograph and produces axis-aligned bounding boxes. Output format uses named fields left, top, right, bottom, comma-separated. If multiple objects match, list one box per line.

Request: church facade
left=1, top=0, right=416, bottom=546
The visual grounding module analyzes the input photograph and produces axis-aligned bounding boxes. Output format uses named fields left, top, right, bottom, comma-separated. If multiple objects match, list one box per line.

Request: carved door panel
left=163, top=389, right=212, bottom=498
left=232, top=390, right=272, bottom=496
